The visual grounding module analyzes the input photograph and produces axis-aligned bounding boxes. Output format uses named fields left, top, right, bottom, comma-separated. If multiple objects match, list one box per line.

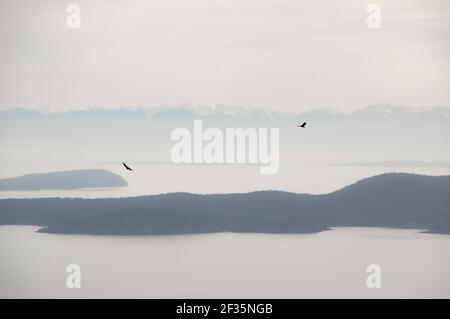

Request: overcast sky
left=0, top=0, right=449, bottom=112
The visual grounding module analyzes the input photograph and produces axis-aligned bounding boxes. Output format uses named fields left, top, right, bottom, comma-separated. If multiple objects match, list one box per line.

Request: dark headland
left=0, top=173, right=449, bottom=235
left=0, top=169, right=127, bottom=191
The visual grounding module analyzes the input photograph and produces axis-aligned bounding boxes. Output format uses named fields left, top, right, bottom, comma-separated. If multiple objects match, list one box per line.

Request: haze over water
left=1, top=0, right=449, bottom=300
left=1, top=162, right=449, bottom=198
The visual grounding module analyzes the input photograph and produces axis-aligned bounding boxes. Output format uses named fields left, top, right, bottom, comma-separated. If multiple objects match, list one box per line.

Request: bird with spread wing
left=122, top=162, right=133, bottom=171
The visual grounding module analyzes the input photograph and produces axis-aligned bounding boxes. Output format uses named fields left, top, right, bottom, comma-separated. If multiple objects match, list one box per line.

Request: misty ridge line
left=1, top=173, right=449, bottom=235
left=1, top=103, right=449, bottom=120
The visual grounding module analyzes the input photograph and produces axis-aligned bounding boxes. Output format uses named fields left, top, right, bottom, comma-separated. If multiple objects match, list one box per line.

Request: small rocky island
left=0, top=169, right=127, bottom=191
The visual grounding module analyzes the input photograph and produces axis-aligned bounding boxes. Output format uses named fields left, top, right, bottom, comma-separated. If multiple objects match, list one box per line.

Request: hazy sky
left=0, top=0, right=449, bottom=112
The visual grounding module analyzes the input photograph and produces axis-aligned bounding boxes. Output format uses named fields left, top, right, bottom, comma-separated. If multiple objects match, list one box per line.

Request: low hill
left=0, top=169, right=127, bottom=191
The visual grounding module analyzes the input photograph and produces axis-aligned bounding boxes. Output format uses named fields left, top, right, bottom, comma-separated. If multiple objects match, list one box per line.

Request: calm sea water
left=0, top=226, right=449, bottom=298
left=1, top=162, right=449, bottom=298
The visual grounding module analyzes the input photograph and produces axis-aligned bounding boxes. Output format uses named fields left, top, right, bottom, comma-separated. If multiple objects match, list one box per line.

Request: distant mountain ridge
left=0, top=173, right=449, bottom=235
left=1, top=103, right=449, bottom=121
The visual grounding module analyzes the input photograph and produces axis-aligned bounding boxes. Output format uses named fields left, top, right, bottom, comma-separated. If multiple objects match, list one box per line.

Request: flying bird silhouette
left=297, top=122, right=307, bottom=128
left=122, top=162, right=133, bottom=171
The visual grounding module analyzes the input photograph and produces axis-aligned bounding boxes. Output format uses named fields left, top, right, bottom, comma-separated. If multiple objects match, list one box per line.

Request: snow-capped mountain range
left=1, top=103, right=449, bottom=121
